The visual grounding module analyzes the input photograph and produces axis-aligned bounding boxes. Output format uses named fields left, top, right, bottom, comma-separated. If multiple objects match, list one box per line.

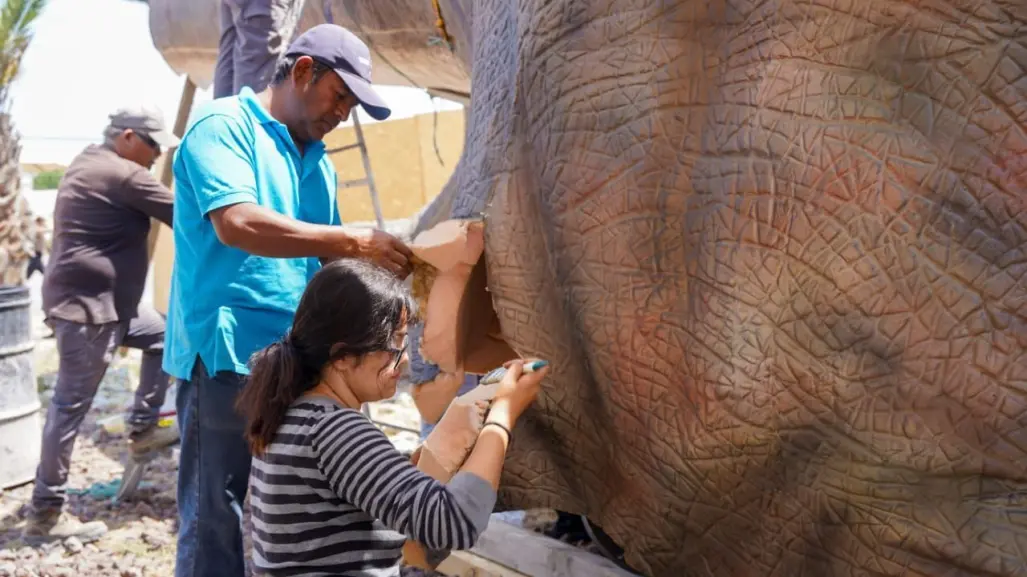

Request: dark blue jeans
left=174, top=359, right=252, bottom=577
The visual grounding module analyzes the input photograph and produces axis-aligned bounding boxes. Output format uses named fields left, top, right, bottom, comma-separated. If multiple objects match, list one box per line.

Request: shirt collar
left=239, top=86, right=274, bottom=125
left=238, top=87, right=327, bottom=157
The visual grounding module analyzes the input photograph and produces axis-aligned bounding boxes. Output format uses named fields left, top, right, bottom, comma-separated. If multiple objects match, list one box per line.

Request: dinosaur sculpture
left=149, top=2, right=1027, bottom=576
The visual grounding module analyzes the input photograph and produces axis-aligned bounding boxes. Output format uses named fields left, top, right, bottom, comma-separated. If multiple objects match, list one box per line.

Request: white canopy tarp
left=147, top=0, right=473, bottom=94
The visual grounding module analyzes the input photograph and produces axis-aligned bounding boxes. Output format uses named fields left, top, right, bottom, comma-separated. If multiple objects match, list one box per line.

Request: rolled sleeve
left=175, top=114, right=259, bottom=217
left=446, top=472, right=498, bottom=536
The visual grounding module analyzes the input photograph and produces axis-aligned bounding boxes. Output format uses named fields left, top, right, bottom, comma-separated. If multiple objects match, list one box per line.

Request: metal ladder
left=326, top=113, right=386, bottom=229
left=325, top=113, right=421, bottom=437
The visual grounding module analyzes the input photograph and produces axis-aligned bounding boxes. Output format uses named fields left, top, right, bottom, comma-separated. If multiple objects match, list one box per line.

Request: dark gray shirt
left=42, top=144, right=174, bottom=325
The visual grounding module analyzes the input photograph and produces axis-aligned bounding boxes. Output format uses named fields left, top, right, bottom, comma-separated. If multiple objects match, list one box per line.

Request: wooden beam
left=425, top=87, right=471, bottom=106
left=434, top=520, right=639, bottom=577
left=147, top=77, right=197, bottom=260
left=435, top=550, right=528, bottom=577
left=161, top=77, right=198, bottom=187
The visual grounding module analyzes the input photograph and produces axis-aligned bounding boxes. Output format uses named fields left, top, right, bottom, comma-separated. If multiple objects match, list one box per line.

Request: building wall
left=327, top=109, right=464, bottom=223
left=151, top=108, right=466, bottom=314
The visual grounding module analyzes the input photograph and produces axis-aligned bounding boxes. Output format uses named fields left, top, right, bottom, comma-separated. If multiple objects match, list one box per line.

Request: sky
left=10, top=0, right=461, bottom=165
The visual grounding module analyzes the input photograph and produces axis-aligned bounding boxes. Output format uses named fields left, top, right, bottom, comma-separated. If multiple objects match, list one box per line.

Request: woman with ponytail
left=235, top=258, right=549, bottom=577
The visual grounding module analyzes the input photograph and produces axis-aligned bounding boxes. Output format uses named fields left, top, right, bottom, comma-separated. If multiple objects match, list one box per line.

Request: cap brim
left=335, top=70, right=392, bottom=121
left=148, top=129, right=181, bottom=148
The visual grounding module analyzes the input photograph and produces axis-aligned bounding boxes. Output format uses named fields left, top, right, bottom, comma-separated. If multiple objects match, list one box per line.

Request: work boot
left=22, top=509, right=107, bottom=545
left=128, top=422, right=179, bottom=458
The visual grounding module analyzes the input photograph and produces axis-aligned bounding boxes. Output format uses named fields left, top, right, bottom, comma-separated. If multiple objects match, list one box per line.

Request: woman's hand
left=456, top=359, right=550, bottom=492
left=489, top=359, right=549, bottom=424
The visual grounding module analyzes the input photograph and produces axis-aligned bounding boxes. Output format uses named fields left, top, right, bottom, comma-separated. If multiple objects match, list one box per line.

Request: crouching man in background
left=23, top=105, right=180, bottom=544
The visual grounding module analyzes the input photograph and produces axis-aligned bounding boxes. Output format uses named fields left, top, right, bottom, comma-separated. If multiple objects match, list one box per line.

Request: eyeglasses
left=328, top=338, right=408, bottom=372
left=386, top=341, right=407, bottom=372
left=136, top=132, right=161, bottom=154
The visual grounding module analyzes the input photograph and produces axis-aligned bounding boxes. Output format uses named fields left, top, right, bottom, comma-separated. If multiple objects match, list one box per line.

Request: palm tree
left=0, top=0, right=45, bottom=287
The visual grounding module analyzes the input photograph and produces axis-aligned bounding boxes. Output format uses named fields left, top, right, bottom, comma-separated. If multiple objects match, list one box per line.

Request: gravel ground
left=0, top=332, right=571, bottom=577
left=0, top=339, right=178, bottom=577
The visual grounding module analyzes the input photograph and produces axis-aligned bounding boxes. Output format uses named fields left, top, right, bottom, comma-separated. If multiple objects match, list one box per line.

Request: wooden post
left=432, top=521, right=640, bottom=577
left=147, top=77, right=197, bottom=260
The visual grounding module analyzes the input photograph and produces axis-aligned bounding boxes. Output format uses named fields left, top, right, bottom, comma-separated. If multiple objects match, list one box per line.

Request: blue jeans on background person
left=418, top=374, right=479, bottom=441
left=174, top=358, right=252, bottom=577
left=408, top=321, right=482, bottom=441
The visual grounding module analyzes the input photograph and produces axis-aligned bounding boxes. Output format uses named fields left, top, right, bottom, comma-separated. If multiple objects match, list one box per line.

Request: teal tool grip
left=479, top=359, right=549, bottom=386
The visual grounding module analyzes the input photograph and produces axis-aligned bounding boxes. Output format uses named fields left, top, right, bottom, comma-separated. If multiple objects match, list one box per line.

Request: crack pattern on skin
left=414, top=1, right=1027, bottom=575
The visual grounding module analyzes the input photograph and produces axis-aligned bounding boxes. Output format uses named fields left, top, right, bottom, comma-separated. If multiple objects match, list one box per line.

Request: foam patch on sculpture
left=408, top=219, right=517, bottom=375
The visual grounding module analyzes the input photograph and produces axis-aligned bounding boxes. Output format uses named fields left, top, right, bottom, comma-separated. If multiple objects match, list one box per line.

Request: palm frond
left=0, top=0, right=46, bottom=105
left=0, top=0, right=45, bottom=287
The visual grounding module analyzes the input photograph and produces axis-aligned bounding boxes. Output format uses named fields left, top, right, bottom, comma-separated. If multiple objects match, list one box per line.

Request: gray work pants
left=31, top=306, right=171, bottom=512
left=213, top=0, right=306, bottom=98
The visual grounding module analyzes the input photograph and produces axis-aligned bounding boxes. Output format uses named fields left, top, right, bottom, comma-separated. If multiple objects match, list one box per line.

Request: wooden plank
left=426, top=87, right=471, bottom=106
left=147, top=76, right=197, bottom=261
left=435, top=550, right=528, bottom=577
left=435, top=520, right=638, bottom=577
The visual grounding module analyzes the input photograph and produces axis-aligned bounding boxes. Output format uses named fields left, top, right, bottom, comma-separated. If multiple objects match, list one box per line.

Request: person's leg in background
left=219, top=0, right=304, bottom=97
left=416, top=372, right=479, bottom=440
left=119, top=305, right=178, bottom=454
left=23, top=321, right=117, bottom=543
left=407, top=322, right=480, bottom=439
left=175, top=359, right=253, bottom=577
left=212, top=0, right=239, bottom=99
left=26, top=251, right=44, bottom=279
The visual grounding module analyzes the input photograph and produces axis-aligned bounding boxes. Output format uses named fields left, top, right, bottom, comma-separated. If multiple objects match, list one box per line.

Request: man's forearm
left=213, top=203, right=361, bottom=259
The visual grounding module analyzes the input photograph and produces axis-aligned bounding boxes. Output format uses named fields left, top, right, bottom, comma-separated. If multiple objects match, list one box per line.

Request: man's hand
left=352, top=229, right=414, bottom=279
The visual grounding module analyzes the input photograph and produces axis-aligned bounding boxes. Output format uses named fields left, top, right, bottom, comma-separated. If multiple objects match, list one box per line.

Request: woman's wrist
left=485, top=400, right=517, bottom=429
left=481, top=421, right=512, bottom=441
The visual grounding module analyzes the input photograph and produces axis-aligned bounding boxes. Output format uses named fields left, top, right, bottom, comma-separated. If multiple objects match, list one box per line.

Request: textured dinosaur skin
left=409, top=1, right=1027, bottom=576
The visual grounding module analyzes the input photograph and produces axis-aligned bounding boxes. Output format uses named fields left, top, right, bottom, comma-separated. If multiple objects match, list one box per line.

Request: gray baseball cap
left=108, top=104, right=180, bottom=148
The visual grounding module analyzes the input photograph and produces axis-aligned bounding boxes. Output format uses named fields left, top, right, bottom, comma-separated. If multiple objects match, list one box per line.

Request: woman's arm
left=450, top=402, right=514, bottom=491
left=450, top=360, right=551, bottom=490
left=311, top=409, right=495, bottom=551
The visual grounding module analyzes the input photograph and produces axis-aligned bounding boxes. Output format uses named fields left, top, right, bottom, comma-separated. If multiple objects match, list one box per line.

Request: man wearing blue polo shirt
left=165, top=24, right=413, bottom=577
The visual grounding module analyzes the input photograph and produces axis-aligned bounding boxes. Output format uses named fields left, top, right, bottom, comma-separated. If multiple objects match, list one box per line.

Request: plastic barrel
left=0, top=285, right=40, bottom=489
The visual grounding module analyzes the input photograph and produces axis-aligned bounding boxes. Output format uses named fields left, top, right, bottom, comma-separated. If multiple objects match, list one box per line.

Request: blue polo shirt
left=163, top=87, right=340, bottom=380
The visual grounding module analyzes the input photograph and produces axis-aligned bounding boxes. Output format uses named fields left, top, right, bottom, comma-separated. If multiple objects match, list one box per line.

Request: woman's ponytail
left=236, top=336, right=311, bottom=456
left=234, top=259, right=419, bottom=456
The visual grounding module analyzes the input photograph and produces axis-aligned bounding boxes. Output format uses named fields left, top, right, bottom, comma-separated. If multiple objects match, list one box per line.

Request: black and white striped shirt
left=249, top=396, right=496, bottom=577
